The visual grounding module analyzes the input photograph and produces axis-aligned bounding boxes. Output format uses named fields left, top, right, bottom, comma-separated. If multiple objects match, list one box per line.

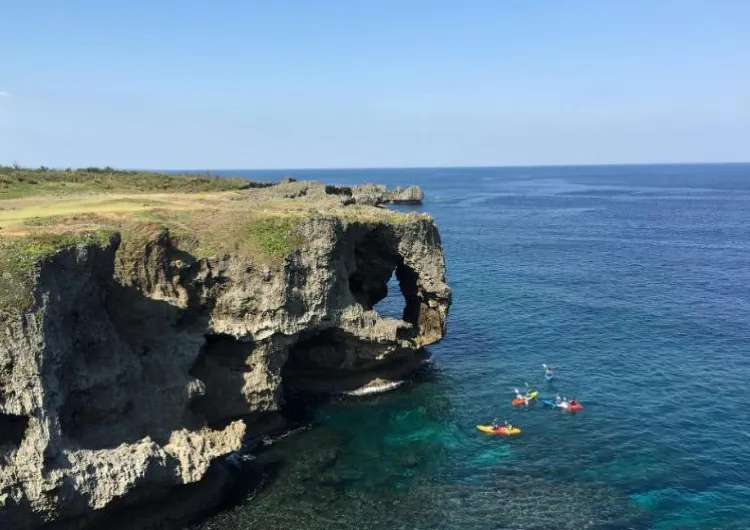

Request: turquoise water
left=197, top=165, right=750, bottom=529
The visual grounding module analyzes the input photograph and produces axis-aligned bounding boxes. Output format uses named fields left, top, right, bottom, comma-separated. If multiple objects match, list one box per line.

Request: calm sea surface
left=195, top=165, right=750, bottom=529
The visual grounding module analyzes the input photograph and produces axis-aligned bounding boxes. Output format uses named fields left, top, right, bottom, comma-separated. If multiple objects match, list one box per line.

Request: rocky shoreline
left=0, top=176, right=449, bottom=529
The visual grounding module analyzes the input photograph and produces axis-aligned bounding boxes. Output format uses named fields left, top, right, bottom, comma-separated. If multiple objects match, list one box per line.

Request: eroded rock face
left=347, top=184, right=425, bottom=205
left=0, top=212, right=450, bottom=528
left=266, top=181, right=426, bottom=206
left=388, top=186, right=424, bottom=204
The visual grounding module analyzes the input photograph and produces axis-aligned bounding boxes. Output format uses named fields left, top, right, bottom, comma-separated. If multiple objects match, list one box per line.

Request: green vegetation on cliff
left=123, top=210, right=304, bottom=263
left=248, top=217, right=301, bottom=256
left=0, top=165, right=259, bottom=199
left=0, top=230, right=116, bottom=311
left=183, top=214, right=303, bottom=261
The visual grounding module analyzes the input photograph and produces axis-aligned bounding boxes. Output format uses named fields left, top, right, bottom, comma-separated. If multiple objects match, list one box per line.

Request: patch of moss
left=0, top=230, right=116, bottom=312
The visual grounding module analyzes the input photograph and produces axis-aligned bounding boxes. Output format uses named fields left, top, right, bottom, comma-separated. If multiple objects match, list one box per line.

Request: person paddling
left=514, top=387, right=531, bottom=406
left=543, top=364, right=554, bottom=379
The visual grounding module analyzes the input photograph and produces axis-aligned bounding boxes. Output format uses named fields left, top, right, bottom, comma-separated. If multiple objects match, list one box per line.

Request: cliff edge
left=0, top=170, right=449, bottom=529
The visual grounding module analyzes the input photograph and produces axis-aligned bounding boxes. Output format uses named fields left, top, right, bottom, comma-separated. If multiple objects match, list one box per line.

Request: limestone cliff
left=0, top=186, right=450, bottom=529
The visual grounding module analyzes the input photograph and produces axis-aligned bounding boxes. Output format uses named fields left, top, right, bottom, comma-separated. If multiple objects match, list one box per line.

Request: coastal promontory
left=0, top=168, right=449, bottom=529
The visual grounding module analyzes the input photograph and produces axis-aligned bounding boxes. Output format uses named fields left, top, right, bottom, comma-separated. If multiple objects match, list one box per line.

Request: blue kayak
left=545, top=373, right=554, bottom=381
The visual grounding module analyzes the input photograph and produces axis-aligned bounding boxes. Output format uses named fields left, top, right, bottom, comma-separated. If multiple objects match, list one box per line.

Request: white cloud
left=0, top=91, right=9, bottom=98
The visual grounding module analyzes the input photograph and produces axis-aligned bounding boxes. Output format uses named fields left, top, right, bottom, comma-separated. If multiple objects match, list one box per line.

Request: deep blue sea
left=197, top=165, right=750, bottom=530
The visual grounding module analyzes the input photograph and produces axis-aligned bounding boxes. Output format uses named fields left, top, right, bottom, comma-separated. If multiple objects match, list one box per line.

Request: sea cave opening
left=372, top=268, right=407, bottom=321
left=347, top=228, right=423, bottom=328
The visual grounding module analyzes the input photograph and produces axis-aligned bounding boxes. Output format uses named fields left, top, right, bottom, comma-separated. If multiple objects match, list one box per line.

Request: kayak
left=477, top=425, right=521, bottom=436
left=543, top=400, right=583, bottom=412
left=512, top=390, right=538, bottom=406
left=545, top=373, right=554, bottom=381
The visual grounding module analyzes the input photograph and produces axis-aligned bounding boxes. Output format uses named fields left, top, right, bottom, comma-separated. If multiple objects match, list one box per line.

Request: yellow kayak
left=477, top=425, right=521, bottom=436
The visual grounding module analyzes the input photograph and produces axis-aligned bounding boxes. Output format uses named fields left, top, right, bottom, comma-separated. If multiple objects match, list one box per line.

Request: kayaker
left=570, top=398, right=578, bottom=407
left=504, top=421, right=513, bottom=432
left=555, top=394, right=562, bottom=405
left=491, top=418, right=500, bottom=429
left=544, top=365, right=554, bottom=378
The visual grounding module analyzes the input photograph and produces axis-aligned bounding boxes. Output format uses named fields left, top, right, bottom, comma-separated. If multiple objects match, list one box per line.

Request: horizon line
left=6, top=160, right=750, bottom=172
left=150, top=160, right=750, bottom=173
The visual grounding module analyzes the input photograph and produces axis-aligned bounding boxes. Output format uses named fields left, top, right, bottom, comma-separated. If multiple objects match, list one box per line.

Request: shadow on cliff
left=55, top=277, right=214, bottom=450
left=50, top=231, right=277, bottom=452
left=0, top=413, right=29, bottom=454
left=282, top=327, right=431, bottom=395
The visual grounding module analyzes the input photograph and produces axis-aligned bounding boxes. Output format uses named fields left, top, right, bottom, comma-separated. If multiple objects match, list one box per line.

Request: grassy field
left=0, top=192, right=234, bottom=232
left=0, top=166, right=260, bottom=199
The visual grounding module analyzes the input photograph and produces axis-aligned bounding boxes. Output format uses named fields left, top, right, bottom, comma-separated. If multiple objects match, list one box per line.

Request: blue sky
left=1, top=1, right=748, bottom=169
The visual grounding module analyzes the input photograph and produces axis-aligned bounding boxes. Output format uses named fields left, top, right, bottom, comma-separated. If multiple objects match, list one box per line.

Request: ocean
left=194, top=164, right=750, bottom=529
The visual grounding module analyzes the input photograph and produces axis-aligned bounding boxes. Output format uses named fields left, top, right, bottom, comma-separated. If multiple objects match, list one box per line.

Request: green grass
left=0, top=230, right=116, bottom=312
left=0, top=166, right=268, bottom=198
left=182, top=211, right=304, bottom=263
left=247, top=217, right=301, bottom=257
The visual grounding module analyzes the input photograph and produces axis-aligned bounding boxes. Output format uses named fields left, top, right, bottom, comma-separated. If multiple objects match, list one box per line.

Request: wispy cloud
left=0, top=91, right=9, bottom=98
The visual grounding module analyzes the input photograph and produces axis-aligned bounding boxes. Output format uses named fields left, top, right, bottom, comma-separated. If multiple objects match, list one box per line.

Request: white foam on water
left=261, top=424, right=312, bottom=447
left=341, top=380, right=406, bottom=396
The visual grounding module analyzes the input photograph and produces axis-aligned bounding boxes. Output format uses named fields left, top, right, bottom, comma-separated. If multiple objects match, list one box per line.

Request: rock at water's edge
left=388, top=185, right=425, bottom=204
